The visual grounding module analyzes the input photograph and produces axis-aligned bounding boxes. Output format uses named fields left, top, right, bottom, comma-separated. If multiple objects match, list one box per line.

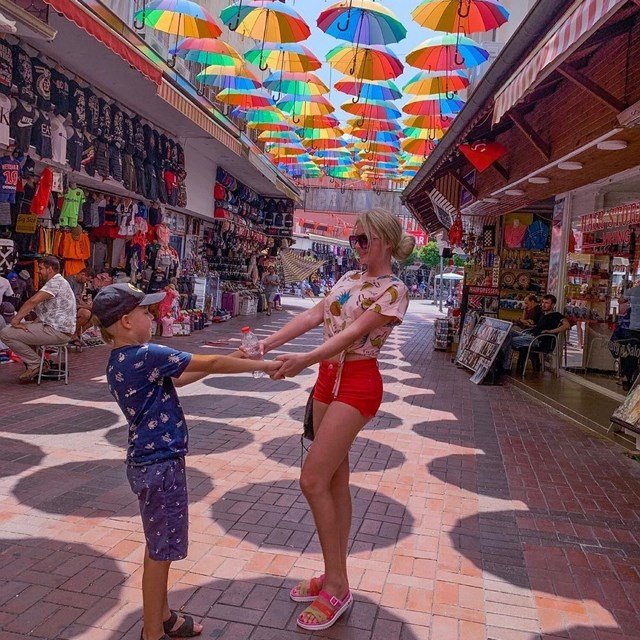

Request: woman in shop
left=254, top=209, right=414, bottom=631
left=261, top=264, right=280, bottom=316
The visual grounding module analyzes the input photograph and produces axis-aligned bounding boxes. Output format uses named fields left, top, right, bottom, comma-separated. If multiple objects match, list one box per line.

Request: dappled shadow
left=13, top=458, right=213, bottom=518
left=0, top=538, right=126, bottom=639
left=180, top=393, right=280, bottom=418
left=0, top=436, right=46, bottom=478
left=210, top=480, right=414, bottom=552
left=260, top=434, right=406, bottom=472
left=2, top=403, right=118, bottom=435
left=287, top=405, right=402, bottom=431
left=412, top=420, right=474, bottom=446
left=203, top=375, right=300, bottom=392
left=101, top=575, right=423, bottom=640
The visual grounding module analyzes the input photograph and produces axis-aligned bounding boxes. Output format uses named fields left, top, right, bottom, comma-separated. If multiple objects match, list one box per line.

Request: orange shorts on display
left=313, top=359, right=383, bottom=419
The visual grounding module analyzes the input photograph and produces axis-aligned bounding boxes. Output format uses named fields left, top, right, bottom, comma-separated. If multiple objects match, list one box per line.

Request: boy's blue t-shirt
left=106, top=343, right=192, bottom=466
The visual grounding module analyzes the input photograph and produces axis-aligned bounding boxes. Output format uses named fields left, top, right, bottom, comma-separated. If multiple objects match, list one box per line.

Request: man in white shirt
left=0, top=273, right=13, bottom=303
left=0, top=256, right=76, bottom=382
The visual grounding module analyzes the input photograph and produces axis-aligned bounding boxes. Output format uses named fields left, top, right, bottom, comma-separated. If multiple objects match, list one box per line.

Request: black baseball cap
left=92, top=283, right=166, bottom=328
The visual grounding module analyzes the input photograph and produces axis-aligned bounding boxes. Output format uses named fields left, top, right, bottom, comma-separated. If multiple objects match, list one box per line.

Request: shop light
left=528, top=176, right=550, bottom=184
left=558, top=161, right=583, bottom=171
left=504, top=188, right=525, bottom=196
left=483, top=197, right=499, bottom=203
left=596, top=140, right=628, bottom=151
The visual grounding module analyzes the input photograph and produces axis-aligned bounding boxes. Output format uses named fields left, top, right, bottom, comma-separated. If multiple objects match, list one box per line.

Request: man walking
left=0, top=256, right=76, bottom=382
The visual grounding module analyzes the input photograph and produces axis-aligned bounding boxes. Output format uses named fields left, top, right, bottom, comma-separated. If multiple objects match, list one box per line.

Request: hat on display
left=93, top=283, right=166, bottom=328
left=19, top=270, right=30, bottom=280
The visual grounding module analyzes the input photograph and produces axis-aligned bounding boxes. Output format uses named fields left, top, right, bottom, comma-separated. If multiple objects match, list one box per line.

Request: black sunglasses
left=349, top=234, right=369, bottom=250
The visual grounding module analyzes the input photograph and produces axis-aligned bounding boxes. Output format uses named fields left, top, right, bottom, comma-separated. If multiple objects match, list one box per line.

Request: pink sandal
left=289, top=574, right=325, bottom=602
left=296, top=590, right=353, bottom=631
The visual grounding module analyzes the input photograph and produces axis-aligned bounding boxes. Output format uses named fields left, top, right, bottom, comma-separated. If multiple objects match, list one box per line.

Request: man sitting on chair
left=0, top=256, right=76, bottom=382
left=502, top=294, right=570, bottom=375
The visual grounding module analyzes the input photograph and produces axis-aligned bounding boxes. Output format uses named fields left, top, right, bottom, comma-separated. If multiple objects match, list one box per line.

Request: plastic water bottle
left=241, top=327, right=264, bottom=378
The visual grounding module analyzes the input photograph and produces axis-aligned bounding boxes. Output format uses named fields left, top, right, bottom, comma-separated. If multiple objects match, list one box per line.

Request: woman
left=261, top=265, right=280, bottom=316
left=516, top=294, right=542, bottom=330
left=259, top=209, right=414, bottom=631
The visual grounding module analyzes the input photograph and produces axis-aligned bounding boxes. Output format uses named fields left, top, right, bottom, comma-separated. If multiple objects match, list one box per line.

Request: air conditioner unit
left=618, top=99, right=640, bottom=128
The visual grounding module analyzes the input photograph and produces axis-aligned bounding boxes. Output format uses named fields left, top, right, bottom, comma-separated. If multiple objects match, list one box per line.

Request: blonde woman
left=258, top=209, right=414, bottom=631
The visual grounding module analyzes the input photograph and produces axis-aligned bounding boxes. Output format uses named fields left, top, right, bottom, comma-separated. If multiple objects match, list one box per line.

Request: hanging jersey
left=31, top=58, right=51, bottom=110
left=10, top=101, right=36, bottom=153
left=12, top=46, right=34, bottom=104
left=50, top=114, right=68, bottom=165
left=69, top=81, right=87, bottom=130
left=67, top=127, right=83, bottom=171
left=99, top=99, right=112, bottom=138
left=0, top=94, right=9, bottom=147
left=0, top=156, right=20, bottom=201
left=86, top=89, right=100, bottom=135
left=0, top=38, right=12, bottom=96
left=32, top=110, right=52, bottom=159
left=60, top=187, right=85, bottom=227
left=50, top=69, right=70, bottom=116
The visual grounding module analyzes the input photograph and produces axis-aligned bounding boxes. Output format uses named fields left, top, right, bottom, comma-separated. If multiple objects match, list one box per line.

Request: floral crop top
left=323, top=270, right=410, bottom=358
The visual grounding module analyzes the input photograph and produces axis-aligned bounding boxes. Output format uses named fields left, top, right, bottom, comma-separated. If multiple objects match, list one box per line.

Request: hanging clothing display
left=50, top=69, right=70, bottom=117
left=12, top=46, right=34, bottom=104
left=59, top=187, right=85, bottom=227
left=0, top=38, right=13, bottom=96
left=31, top=58, right=51, bottom=110
left=9, top=101, right=36, bottom=153
left=0, top=93, right=9, bottom=147
left=50, top=114, right=68, bottom=165
left=31, top=109, right=52, bottom=159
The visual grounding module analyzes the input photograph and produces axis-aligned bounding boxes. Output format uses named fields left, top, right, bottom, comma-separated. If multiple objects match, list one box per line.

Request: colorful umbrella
left=407, top=34, right=489, bottom=71
left=315, top=148, right=352, bottom=157
left=135, top=0, right=222, bottom=38
left=264, top=72, right=329, bottom=97
left=265, top=143, right=308, bottom=156
left=279, top=95, right=335, bottom=120
left=403, top=114, right=453, bottom=130
left=196, top=64, right=261, bottom=90
left=245, top=42, right=322, bottom=72
left=298, top=127, right=343, bottom=139
left=402, top=94, right=466, bottom=117
left=342, top=99, right=401, bottom=120
left=335, top=77, right=402, bottom=102
left=401, top=137, right=437, bottom=156
left=259, top=130, right=301, bottom=142
left=412, top=0, right=509, bottom=34
left=318, top=0, right=406, bottom=46
left=169, top=37, right=241, bottom=66
left=220, top=1, right=310, bottom=42
left=327, top=43, right=403, bottom=80
left=345, top=117, right=401, bottom=132
left=305, top=138, right=347, bottom=150
left=403, top=70, right=469, bottom=98
left=404, top=126, right=447, bottom=140
left=299, top=115, right=342, bottom=129
left=216, top=88, right=274, bottom=109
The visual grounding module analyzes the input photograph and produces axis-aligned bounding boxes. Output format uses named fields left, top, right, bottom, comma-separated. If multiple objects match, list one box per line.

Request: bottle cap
left=241, top=326, right=250, bottom=333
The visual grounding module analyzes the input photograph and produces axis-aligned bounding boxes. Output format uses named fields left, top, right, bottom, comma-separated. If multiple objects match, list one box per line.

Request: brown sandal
left=163, top=611, right=201, bottom=638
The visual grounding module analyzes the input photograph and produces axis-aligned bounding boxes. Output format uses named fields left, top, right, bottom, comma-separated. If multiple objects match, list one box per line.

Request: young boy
left=92, top=283, right=281, bottom=640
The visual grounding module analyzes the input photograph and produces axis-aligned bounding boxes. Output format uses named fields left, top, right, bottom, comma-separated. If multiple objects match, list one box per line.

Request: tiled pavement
left=1, top=298, right=640, bottom=640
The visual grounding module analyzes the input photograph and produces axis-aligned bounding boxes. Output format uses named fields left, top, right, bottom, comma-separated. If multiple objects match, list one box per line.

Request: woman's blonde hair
left=356, top=208, right=416, bottom=262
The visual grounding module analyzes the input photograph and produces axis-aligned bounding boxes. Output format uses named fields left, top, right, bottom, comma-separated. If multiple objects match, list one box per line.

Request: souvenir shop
left=289, top=234, right=357, bottom=285
left=0, top=32, right=208, bottom=339
left=205, top=166, right=294, bottom=318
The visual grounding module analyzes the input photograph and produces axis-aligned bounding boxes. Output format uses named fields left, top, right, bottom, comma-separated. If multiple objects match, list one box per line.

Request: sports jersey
left=50, top=69, right=70, bottom=116
left=0, top=156, right=20, bottom=203
left=0, top=38, right=13, bottom=96
left=59, top=187, right=85, bottom=227
left=9, top=101, right=36, bottom=153
left=0, top=94, right=9, bottom=147
left=31, top=58, right=51, bottom=110
left=32, top=110, right=52, bottom=159
left=50, top=114, right=68, bottom=164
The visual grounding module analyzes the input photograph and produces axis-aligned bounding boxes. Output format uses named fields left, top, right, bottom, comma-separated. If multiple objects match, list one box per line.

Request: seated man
left=502, top=294, right=570, bottom=374
left=515, top=294, right=542, bottom=330
left=66, top=268, right=94, bottom=342
left=0, top=256, right=77, bottom=382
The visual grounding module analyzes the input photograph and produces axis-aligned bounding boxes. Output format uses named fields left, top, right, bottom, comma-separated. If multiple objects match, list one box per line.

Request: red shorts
left=313, top=359, right=383, bottom=418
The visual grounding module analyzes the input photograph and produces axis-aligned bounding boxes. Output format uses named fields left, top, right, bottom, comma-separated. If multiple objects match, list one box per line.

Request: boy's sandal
left=163, top=611, right=201, bottom=638
left=290, top=574, right=325, bottom=602
left=296, top=590, right=353, bottom=631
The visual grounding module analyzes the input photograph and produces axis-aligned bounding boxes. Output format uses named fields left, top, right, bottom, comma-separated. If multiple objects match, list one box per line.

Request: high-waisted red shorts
left=313, top=359, right=383, bottom=418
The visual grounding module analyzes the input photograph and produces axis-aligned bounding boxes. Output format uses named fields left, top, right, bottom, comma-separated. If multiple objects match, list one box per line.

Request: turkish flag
left=459, top=142, right=507, bottom=173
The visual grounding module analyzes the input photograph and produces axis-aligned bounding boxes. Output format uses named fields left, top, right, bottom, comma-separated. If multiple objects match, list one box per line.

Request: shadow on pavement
left=260, top=434, right=406, bottom=472
left=210, top=480, right=414, bottom=552
left=180, top=393, right=280, bottom=419
left=0, top=435, right=46, bottom=479
left=101, top=575, right=424, bottom=640
left=12, top=458, right=214, bottom=519
left=203, top=375, right=300, bottom=392
left=3, top=403, right=119, bottom=435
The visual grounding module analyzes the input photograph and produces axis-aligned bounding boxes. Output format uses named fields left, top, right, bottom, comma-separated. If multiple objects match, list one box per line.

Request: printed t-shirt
left=32, top=110, right=52, bottom=159
left=12, top=46, right=34, bottom=104
left=67, top=127, right=83, bottom=171
left=323, top=270, right=410, bottom=358
left=106, top=343, right=192, bottom=466
left=0, top=93, right=10, bottom=146
left=36, top=273, right=77, bottom=334
left=69, top=81, right=87, bottom=130
left=31, top=58, right=51, bottom=110
left=51, top=69, right=70, bottom=116
left=10, top=101, right=35, bottom=153
left=60, top=187, right=85, bottom=226
left=0, top=38, right=12, bottom=95
left=50, top=114, right=68, bottom=164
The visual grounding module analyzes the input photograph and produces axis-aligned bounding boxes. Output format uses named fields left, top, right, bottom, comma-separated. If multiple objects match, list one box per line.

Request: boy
left=92, top=283, right=280, bottom=640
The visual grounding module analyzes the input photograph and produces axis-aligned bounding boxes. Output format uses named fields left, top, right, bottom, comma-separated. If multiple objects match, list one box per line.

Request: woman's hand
left=272, top=353, right=311, bottom=379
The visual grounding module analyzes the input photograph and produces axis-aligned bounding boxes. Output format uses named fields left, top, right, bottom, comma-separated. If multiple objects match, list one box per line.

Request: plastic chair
left=37, top=343, right=69, bottom=385
left=520, top=333, right=561, bottom=379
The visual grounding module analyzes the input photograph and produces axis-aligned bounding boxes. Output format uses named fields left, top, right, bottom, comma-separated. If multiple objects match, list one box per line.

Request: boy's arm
left=175, top=353, right=281, bottom=381
left=172, top=350, right=250, bottom=387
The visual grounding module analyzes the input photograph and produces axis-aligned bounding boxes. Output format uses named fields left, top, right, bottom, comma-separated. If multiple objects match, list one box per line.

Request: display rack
left=499, top=249, right=550, bottom=320
left=457, top=317, right=513, bottom=384
left=434, top=318, right=455, bottom=350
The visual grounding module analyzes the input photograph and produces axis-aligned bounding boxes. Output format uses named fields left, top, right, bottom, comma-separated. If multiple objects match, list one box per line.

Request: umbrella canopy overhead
left=317, top=0, right=407, bottom=46
left=245, top=42, right=322, bottom=72
left=403, top=70, right=469, bottom=96
left=342, top=99, right=401, bottom=120
left=220, top=1, right=311, bottom=43
left=135, top=0, right=222, bottom=38
left=335, top=77, right=402, bottom=101
left=412, top=0, right=509, bottom=34
left=407, top=34, right=489, bottom=71
left=169, top=38, right=241, bottom=66
left=326, top=43, right=404, bottom=80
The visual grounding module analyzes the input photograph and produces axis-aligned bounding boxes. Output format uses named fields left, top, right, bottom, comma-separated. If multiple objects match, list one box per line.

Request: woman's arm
left=273, top=310, right=395, bottom=378
left=261, top=300, right=325, bottom=353
left=173, top=353, right=281, bottom=386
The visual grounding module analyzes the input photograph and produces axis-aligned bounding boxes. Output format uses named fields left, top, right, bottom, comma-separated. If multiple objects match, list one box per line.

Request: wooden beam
left=491, top=161, right=509, bottom=182
left=508, top=110, right=551, bottom=161
left=451, top=171, right=478, bottom=199
left=557, top=64, right=626, bottom=113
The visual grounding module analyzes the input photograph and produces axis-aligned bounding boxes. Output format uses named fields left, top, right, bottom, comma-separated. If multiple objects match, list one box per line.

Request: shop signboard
left=580, top=201, right=640, bottom=254
left=407, top=230, right=428, bottom=246
left=15, top=214, right=38, bottom=234
left=456, top=316, right=512, bottom=384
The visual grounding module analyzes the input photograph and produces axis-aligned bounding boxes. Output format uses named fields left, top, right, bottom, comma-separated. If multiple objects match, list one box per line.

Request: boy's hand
left=262, top=359, right=283, bottom=376
left=273, top=353, right=310, bottom=379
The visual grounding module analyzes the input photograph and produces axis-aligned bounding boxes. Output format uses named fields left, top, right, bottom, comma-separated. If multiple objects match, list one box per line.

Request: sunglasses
left=349, top=234, right=369, bottom=250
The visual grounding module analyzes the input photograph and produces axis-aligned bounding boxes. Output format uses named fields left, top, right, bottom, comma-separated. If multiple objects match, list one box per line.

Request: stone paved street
left=1, top=298, right=640, bottom=640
